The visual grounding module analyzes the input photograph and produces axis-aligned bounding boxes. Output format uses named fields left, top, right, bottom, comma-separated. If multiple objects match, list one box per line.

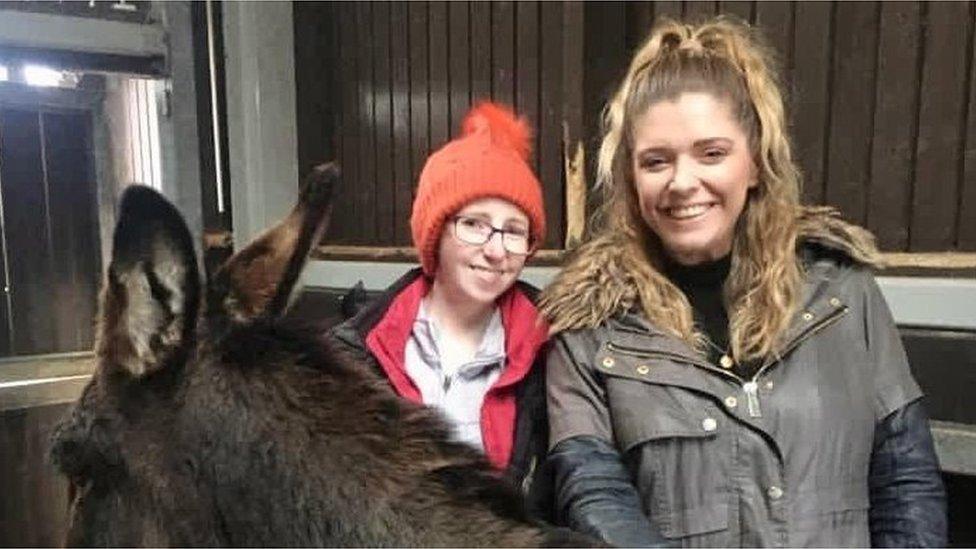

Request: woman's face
left=630, top=92, right=757, bottom=265
left=434, top=197, right=530, bottom=305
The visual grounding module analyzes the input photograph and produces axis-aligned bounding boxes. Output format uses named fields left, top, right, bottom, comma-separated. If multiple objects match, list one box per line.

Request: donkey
left=50, top=165, right=592, bottom=547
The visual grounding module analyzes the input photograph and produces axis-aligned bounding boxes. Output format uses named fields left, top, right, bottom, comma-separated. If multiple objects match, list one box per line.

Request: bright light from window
left=24, top=65, right=64, bottom=87
left=0, top=65, right=8, bottom=82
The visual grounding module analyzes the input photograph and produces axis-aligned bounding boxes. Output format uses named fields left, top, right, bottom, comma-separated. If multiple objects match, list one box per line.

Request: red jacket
left=361, top=273, right=548, bottom=469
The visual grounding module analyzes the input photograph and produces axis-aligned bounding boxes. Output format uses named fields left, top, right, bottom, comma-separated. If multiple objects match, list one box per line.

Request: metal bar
left=206, top=0, right=225, bottom=213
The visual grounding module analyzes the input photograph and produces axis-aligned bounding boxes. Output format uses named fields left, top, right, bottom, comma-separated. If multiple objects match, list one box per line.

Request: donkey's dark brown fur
left=50, top=165, right=590, bottom=547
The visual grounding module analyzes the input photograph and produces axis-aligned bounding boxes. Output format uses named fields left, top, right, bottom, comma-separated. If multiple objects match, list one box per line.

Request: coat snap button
left=719, top=355, right=734, bottom=369
left=602, top=357, right=614, bottom=368
left=701, top=417, right=717, bottom=432
left=802, top=311, right=814, bottom=321
left=636, top=365, right=650, bottom=375
left=764, top=381, right=774, bottom=391
left=724, top=396, right=738, bottom=408
left=829, top=297, right=842, bottom=307
left=767, top=486, right=784, bottom=500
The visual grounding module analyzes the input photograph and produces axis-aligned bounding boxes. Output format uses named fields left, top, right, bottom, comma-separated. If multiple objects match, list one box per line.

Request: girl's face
left=434, top=197, right=530, bottom=305
left=630, top=92, right=757, bottom=265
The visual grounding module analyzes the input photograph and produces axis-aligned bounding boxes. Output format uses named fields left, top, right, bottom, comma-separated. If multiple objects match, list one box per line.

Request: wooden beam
left=880, top=252, right=976, bottom=270
left=313, top=245, right=976, bottom=272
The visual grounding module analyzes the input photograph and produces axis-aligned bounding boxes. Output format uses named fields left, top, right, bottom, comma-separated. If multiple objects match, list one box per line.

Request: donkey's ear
left=210, top=163, right=339, bottom=323
left=99, top=186, right=201, bottom=378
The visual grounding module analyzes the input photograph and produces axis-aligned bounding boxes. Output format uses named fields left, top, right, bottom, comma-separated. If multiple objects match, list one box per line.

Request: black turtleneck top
left=663, top=254, right=758, bottom=379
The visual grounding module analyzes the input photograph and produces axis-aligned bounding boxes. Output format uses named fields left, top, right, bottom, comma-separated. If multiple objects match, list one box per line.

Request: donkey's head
left=50, top=163, right=595, bottom=547
left=50, top=165, right=339, bottom=546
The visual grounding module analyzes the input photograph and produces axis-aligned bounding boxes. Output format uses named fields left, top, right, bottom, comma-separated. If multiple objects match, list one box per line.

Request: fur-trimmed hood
left=539, top=206, right=881, bottom=334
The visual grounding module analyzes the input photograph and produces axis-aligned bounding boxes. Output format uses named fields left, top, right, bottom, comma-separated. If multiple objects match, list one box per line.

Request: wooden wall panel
left=491, top=1, right=516, bottom=106
left=447, top=1, right=471, bottom=133
left=42, top=111, right=99, bottom=352
left=0, top=107, right=100, bottom=356
left=295, top=1, right=976, bottom=259
left=356, top=2, right=377, bottom=245
left=470, top=2, right=492, bottom=101
left=539, top=1, right=565, bottom=249
left=962, top=8, right=976, bottom=252
left=0, top=109, right=56, bottom=355
left=718, top=1, right=753, bottom=24
left=428, top=1, right=450, bottom=150
left=307, top=0, right=576, bottom=250
left=868, top=2, right=921, bottom=251
left=391, top=1, right=413, bottom=247
left=754, top=2, right=792, bottom=82
left=373, top=2, right=395, bottom=245
left=408, top=2, right=430, bottom=205
left=516, top=1, right=540, bottom=174
left=911, top=1, right=972, bottom=251
left=825, top=2, right=879, bottom=227
left=791, top=1, right=832, bottom=206
left=0, top=403, right=71, bottom=547
left=684, top=0, right=717, bottom=21
left=332, top=1, right=358, bottom=245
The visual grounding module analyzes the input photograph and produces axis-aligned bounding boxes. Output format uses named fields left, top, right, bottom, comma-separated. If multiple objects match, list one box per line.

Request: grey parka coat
left=540, top=211, right=946, bottom=547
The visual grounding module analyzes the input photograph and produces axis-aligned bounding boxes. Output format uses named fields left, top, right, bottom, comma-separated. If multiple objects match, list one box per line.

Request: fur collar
left=539, top=206, right=880, bottom=334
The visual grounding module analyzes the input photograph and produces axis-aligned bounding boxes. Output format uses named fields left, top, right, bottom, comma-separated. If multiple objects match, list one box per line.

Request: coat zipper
left=605, top=305, right=849, bottom=419
left=744, top=305, right=850, bottom=418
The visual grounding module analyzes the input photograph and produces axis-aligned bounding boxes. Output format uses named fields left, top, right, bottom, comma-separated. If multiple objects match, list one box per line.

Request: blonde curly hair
left=593, top=16, right=803, bottom=362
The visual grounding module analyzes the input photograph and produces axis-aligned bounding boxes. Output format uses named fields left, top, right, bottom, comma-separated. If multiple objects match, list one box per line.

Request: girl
left=541, top=17, right=946, bottom=547
left=329, top=102, right=552, bottom=517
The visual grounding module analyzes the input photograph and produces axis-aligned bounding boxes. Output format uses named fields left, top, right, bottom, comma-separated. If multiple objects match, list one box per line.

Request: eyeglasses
left=451, top=215, right=532, bottom=255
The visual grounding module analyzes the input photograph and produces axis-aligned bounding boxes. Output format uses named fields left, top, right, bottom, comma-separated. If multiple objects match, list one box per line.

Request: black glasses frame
left=450, top=215, right=532, bottom=255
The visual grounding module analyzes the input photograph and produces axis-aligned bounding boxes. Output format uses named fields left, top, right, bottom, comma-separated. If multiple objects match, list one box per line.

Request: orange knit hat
left=410, top=101, right=546, bottom=275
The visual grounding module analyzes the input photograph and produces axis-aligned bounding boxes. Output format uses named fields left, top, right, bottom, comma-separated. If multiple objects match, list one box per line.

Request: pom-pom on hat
left=410, top=101, right=546, bottom=275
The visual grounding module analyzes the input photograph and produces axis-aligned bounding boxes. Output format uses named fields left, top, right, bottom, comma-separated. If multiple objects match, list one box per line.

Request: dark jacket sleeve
left=868, top=399, right=947, bottom=548
left=549, top=435, right=672, bottom=548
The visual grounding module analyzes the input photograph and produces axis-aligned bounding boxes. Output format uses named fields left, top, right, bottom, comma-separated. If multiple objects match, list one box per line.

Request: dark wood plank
left=961, top=3, right=976, bottom=251
left=391, top=1, right=413, bottom=246
left=332, top=2, right=359, bottom=244
left=22, top=404, right=71, bottom=546
left=0, top=404, right=72, bottom=546
left=516, top=1, right=540, bottom=172
left=655, top=1, right=683, bottom=20
left=293, top=1, right=338, bottom=179
left=429, top=1, right=450, bottom=150
left=717, top=1, right=753, bottom=24
left=628, top=2, right=655, bottom=50
left=0, top=108, right=57, bottom=355
left=539, top=1, right=563, bottom=249
left=754, top=1, right=793, bottom=85
left=0, top=407, right=28, bottom=544
left=792, top=1, right=832, bottom=206
left=372, top=2, right=395, bottom=244
left=684, top=0, right=717, bottom=21
left=448, top=1, right=471, bottom=134
left=42, top=110, right=99, bottom=352
left=585, top=2, right=630, bottom=219
left=912, top=1, right=971, bottom=251
left=824, top=1, right=879, bottom=225
left=491, top=1, right=515, bottom=105
left=561, top=0, right=585, bottom=247
left=470, top=1, right=492, bottom=101
left=355, top=2, right=377, bottom=245
left=409, top=2, right=430, bottom=199
left=867, top=1, right=921, bottom=251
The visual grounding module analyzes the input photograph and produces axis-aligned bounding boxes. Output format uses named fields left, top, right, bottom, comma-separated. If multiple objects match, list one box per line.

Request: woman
left=329, top=102, right=552, bottom=517
left=540, top=17, right=946, bottom=547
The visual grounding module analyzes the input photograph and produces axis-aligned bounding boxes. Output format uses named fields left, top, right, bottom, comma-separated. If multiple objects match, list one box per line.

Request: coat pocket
left=604, top=374, right=731, bottom=539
